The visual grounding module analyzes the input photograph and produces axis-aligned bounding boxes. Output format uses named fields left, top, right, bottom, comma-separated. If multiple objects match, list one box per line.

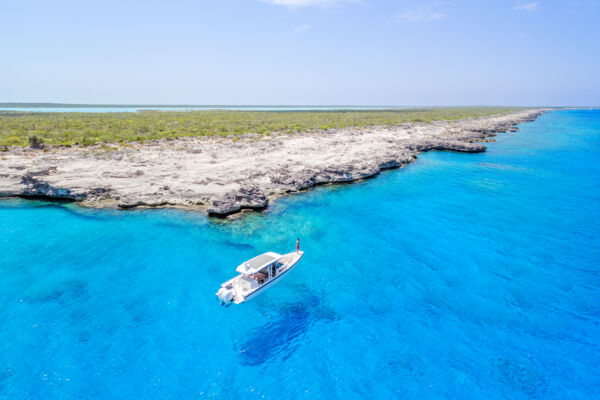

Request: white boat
left=216, top=250, right=304, bottom=306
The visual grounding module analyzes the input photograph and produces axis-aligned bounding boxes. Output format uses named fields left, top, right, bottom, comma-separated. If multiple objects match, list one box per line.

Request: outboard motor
left=216, top=287, right=235, bottom=306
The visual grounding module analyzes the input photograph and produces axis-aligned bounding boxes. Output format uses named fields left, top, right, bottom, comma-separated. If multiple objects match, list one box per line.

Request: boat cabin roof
left=237, top=252, right=282, bottom=274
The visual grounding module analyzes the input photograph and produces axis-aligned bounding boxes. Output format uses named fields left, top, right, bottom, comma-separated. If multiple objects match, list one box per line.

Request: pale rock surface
left=0, top=110, right=545, bottom=216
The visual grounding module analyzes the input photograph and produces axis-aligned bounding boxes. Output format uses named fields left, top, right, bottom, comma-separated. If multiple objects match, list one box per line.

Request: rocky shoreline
left=0, top=109, right=545, bottom=217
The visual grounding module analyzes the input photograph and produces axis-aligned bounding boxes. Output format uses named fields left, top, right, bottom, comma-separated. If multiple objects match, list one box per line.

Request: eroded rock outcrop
left=0, top=109, right=546, bottom=216
left=207, top=186, right=269, bottom=217
left=20, top=172, right=83, bottom=201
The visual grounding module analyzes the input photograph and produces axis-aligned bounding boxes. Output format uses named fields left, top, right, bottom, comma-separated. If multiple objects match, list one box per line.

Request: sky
left=1, top=0, right=599, bottom=106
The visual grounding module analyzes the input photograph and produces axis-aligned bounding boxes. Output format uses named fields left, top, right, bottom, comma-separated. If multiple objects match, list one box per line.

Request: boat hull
left=217, top=251, right=304, bottom=306
left=237, top=251, right=303, bottom=304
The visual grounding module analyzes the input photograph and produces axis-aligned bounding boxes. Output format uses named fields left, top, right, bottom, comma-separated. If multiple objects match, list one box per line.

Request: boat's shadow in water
left=237, top=287, right=336, bottom=366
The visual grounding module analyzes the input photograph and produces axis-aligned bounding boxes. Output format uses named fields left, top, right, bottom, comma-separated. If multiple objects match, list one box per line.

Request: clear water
left=1, top=110, right=599, bottom=399
left=0, top=106, right=404, bottom=113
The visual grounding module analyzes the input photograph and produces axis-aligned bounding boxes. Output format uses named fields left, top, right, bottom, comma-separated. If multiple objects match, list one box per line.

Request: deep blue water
left=1, top=110, right=599, bottom=399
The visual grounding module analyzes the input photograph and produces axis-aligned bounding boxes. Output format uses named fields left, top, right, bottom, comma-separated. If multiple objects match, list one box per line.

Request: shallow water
left=0, top=110, right=599, bottom=399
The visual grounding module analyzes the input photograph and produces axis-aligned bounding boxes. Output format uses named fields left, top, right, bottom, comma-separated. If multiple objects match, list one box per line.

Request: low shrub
left=28, top=135, right=45, bottom=148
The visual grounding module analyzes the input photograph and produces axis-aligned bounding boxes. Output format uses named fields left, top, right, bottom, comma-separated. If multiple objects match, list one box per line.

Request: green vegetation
left=0, top=107, right=523, bottom=147
left=27, top=134, right=45, bottom=148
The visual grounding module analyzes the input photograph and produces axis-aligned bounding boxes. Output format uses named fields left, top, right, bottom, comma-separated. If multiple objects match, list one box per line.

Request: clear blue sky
left=1, top=0, right=598, bottom=106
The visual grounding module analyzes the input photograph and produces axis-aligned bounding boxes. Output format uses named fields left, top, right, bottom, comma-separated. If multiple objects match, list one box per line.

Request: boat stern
left=216, top=286, right=235, bottom=306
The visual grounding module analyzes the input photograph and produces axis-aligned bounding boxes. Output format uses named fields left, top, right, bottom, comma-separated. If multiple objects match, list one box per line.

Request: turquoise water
left=1, top=110, right=599, bottom=399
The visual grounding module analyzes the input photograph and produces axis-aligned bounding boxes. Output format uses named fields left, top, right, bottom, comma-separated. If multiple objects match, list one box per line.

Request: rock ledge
left=0, top=109, right=546, bottom=217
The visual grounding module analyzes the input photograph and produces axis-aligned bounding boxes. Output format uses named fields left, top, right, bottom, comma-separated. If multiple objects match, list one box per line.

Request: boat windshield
left=237, top=253, right=279, bottom=274
left=248, top=261, right=281, bottom=284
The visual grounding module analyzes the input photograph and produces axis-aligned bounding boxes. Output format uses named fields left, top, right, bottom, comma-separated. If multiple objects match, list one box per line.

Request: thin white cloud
left=515, top=1, right=539, bottom=11
left=397, top=3, right=445, bottom=22
left=262, top=0, right=357, bottom=7
left=294, top=24, right=311, bottom=32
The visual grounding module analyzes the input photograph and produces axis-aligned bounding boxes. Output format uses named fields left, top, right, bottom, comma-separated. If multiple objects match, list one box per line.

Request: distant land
left=0, top=103, right=569, bottom=109
left=0, top=103, right=405, bottom=109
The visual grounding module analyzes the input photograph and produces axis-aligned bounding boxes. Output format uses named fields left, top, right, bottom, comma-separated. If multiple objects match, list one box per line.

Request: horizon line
left=0, top=102, right=585, bottom=109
